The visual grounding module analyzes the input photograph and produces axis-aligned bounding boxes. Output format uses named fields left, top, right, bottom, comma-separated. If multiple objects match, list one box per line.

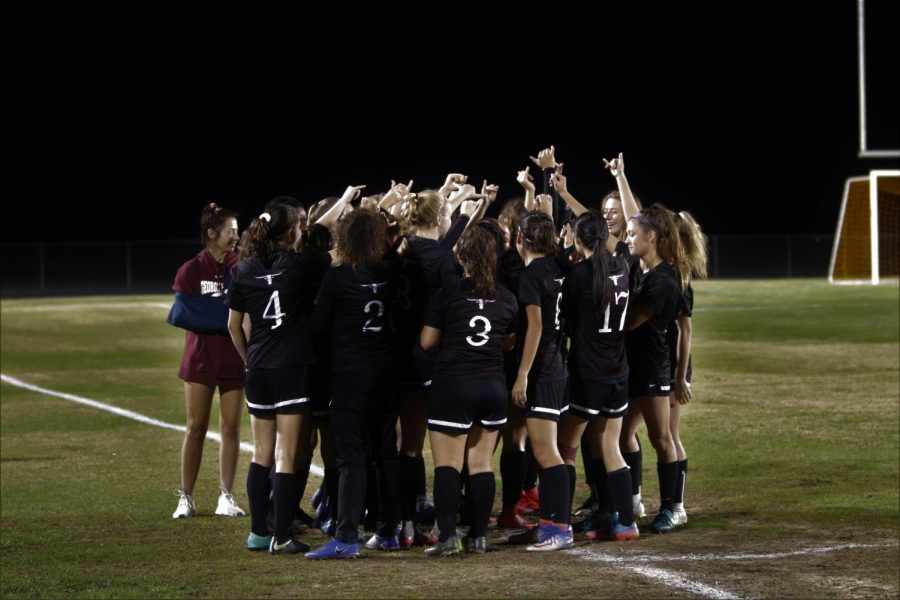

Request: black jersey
left=562, top=256, right=630, bottom=382
left=313, top=262, right=398, bottom=374
left=667, top=284, right=694, bottom=380
left=404, top=215, right=469, bottom=306
left=517, top=255, right=567, bottom=382
left=625, top=261, right=681, bottom=378
left=423, top=278, right=518, bottom=377
left=227, top=250, right=328, bottom=370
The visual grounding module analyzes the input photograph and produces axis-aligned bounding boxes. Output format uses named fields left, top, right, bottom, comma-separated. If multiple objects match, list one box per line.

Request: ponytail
left=573, top=211, right=612, bottom=314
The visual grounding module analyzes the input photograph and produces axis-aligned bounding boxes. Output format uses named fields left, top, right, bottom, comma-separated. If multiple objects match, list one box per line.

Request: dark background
left=8, top=3, right=898, bottom=243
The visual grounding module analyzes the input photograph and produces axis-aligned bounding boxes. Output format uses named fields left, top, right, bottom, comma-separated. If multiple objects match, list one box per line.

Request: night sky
left=9, top=4, right=898, bottom=243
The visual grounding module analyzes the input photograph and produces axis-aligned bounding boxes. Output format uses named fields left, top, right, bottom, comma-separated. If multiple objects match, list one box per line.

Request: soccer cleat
left=172, top=489, right=196, bottom=519
left=270, top=537, right=311, bottom=554
left=507, top=526, right=540, bottom=545
left=377, top=535, right=402, bottom=551
left=247, top=532, right=273, bottom=551
left=588, top=521, right=639, bottom=542
left=582, top=511, right=619, bottom=538
left=671, top=507, right=688, bottom=526
left=462, top=536, right=487, bottom=554
left=424, top=536, right=461, bottom=557
left=633, top=495, right=646, bottom=520
left=526, top=523, right=574, bottom=552
left=305, top=538, right=362, bottom=560
left=517, top=487, right=540, bottom=513
left=650, top=509, right=676, bottom=534
left=215, top=488, right=246, bottom=517
left=400, top=522, right=436, bottom=547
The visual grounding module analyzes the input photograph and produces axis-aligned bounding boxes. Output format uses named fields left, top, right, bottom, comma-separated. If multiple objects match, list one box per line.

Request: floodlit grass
left=1, top=281, right=898, bottom=598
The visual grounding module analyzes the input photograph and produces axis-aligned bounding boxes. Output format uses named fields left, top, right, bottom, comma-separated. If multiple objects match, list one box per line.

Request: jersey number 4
left=263, top=291, right=286, bottom=330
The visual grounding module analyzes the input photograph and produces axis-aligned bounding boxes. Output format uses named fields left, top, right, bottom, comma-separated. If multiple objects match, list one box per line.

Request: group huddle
left=168, top=146, right=708, bottom=559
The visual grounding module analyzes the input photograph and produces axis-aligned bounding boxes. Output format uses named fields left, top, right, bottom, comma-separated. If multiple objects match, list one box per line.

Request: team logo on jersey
left=467, top=298, right=496, bottom=310
left=255, top=272, right=284, bottom=286
left=609, top=274, right=623, bottom=286
left=553, top=277, right=566, bottom=286
left=360, top=282, right=388, bottom=294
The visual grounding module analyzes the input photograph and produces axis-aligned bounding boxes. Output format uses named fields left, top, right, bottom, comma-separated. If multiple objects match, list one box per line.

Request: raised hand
left=460, top=198, right=484, bottom=219
left=603, top=152, right=625, bottom=177
left=516, top=167, right=536, bottom=192
left=550, top=170, right=569, bottom=196
left=529, top=145, right=557, bottom=169
left=535, top=193, right=553, bottom=218
left=481, top=179, right=500, bottom=204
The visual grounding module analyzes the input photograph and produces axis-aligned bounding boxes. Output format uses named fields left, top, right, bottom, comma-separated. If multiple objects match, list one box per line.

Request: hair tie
left=259, top=212, right=271, bottom=223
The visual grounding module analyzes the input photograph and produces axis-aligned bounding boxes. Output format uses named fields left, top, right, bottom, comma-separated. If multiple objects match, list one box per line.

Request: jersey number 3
left=466, top=315, right=492, bottom=347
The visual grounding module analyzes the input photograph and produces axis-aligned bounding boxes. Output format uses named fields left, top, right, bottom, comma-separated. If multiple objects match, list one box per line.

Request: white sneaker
left=215, top=488, right=246, bottom=517
left=365, top=533, right=381, bottom=549
left=633, top=495, right=646, bottom=519
left=172, top=490, right=196, bottom=519
left=671, top=506, right=688, bottom=526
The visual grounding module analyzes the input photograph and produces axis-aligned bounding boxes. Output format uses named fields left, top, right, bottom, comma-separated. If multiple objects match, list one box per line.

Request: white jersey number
left=466, top=315, right=492, bottom=347
left=598, top=291, right=630, bottom=333
left=263, top=290, right=286, bottom=330
left=363, top=300, right=385, bottom=333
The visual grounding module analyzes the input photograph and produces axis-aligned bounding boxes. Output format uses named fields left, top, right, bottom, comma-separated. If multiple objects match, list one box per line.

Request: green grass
left=1, top=281, right=898, bottom=597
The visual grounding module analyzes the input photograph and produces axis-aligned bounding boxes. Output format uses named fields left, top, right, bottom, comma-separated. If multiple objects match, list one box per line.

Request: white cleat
left=671, top=507, right=688, bottom=526
left=172, top=489, right=196, bottom=519
left=215, top=488, right=246, bottom=517
left=633, top=495, right=646, bottom=520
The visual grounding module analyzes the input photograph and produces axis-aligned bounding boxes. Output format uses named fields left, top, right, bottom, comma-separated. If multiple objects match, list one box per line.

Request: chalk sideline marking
left=0, top=373, right=324, bottom=478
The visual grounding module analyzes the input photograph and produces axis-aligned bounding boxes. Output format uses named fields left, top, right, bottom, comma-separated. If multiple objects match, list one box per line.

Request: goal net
left=829, top=170, right=900, bottom=284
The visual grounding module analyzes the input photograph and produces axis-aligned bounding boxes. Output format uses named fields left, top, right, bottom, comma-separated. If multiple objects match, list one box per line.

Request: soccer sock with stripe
left=674, top=459, right=688, bottom=507
left=565, top=464, right=577, bottom=524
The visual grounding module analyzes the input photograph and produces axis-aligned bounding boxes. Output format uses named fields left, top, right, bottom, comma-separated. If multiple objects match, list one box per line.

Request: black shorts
left=244, top=365, right=311, bottom=417
left=628, top=372, right=671, bottom=399
left=568, top=375, right=629, bottom=420
left=308, top=365, right=331, bottom=421
left=427, top=375, right=508, bottom=434
left=524, top=377, right=568, bottom=422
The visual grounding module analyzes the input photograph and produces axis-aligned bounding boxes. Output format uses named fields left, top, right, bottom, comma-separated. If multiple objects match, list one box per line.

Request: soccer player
left=170, top=203, right=246, bottom=520
left=621, top=204, right=691, bottom=534
left=419, top=226, right=518, bottom=556
left=509, top=210, right=573, bottom=551
left=557, top=211, right=639, bottom=541
left=227, top=201, right=328, bottom=554
left=666, top=210, right=708, bottom=526
left=305, top=209, right=400, bottom=559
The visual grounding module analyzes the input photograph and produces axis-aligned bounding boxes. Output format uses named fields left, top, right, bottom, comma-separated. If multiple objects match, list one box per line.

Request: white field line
left=567, top=547, right=740, bottom=600
left=567, top=542, right=896, bottom=599
left=0, top=373, right=324, bottom=478
left=1, top=302, right=172, bottom=312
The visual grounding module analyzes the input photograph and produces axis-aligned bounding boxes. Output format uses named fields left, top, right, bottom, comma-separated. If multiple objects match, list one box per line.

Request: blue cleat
left=305, top=538, right=362, bottom=560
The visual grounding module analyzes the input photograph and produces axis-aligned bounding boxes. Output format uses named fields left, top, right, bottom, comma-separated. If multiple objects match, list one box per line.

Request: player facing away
left=419, top=226, right=519, bottom=556
left=227, top=202, right=329, bottom=554
left=171, top=203, right=246, bottom=520
left=306, top=209, right=401, bottom=560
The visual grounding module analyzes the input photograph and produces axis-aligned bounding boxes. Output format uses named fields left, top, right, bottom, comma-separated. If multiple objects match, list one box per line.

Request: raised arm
left=517, top=167, right=536, bottom=211
left=604, top=152, right=642, bottom=222
left=316, top=184, right=365, bottom=229
left=550, top=170, right=588, bottom=216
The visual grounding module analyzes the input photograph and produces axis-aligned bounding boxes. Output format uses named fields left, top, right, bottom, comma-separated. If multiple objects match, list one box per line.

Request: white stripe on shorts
left=569, top=402, right=600, bottom=415
left=246, top=397, right=309, bottom=410
left=603, top=403, right=628, bottom=414
left=427, top=418, right=472, bottom=429
left=530, top=406, right=561, bottom=415
left=480, top=418, right=507, bottom=426
left=423, top=380, right=433, bottom=387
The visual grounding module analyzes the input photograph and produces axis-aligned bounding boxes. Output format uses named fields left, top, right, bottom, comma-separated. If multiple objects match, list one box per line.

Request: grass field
left=1, top=280, right=898, bottom=599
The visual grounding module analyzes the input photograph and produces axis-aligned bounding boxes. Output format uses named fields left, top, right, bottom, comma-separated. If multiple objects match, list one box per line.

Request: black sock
left=593, top=459, right=612, bottom=512
left=657, top=461, right=679, bottom=511
left=272, top=472, right=300, bottom=543
left=539, top=465, right=570, bottom=524
left=500, top=451, right=526, bottom=505
left=675, top=459, right=688, bottom=505
left=295, top=454, right=312, bottom=506
left=565, top=464, right=576, bottom=524
left=412, top=456, right=427, bottom=498
left=375, top=453, right=401, bottom=538
left=581, top=436, right=595, bottom=486
left=433, top=466, right=460, bottom=542
left=324, top=467, right=339, bottom=524
left=623, top=448, right=642, bottom=495
left=524, top=443, right=538, bottom=491
left=608, top=467, right=635, bottom=526
left=398, top=456, right=417, bottom=521
left=467, top=472, right=495, bottom=538
left=247, top=462, right=272, bottom=536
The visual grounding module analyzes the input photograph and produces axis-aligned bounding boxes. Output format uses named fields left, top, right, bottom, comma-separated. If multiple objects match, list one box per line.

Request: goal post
left=829, top=170, right=900, bottom=284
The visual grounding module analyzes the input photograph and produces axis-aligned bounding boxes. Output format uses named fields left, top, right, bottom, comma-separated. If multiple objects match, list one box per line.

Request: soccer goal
left=829, top=170, right=900, bottom=284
